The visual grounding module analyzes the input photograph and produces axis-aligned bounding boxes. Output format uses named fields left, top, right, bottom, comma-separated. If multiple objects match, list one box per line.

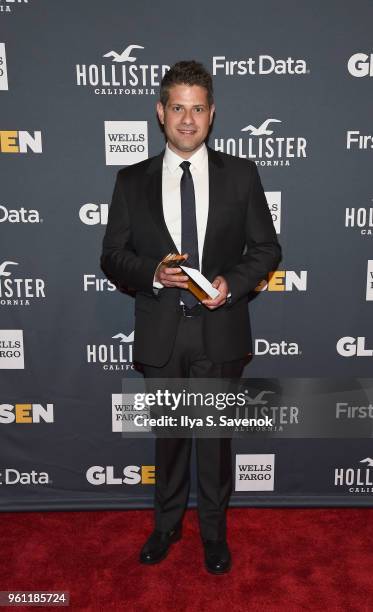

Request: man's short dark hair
left=160, top=60, right=214, bottom=107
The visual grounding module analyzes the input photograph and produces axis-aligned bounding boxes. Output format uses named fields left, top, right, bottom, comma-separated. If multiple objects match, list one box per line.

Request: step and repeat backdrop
left=1, top=0, right=373, bottom=510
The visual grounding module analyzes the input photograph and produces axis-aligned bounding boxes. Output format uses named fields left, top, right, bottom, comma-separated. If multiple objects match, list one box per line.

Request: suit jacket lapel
left=145, top=149, right=179, bottom=254
left=201, top=146, right=225, bottom=276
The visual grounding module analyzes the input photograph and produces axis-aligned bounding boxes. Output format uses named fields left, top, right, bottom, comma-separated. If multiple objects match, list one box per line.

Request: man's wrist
left=153, top=261, right=164, bottom=291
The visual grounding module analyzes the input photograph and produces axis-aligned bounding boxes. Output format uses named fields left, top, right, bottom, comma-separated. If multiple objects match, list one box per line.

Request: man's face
left=157, top=84, right=215, bottom=158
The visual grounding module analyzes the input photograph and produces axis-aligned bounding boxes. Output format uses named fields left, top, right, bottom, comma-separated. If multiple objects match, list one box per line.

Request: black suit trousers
left=141, top=311, right=245, bottom=542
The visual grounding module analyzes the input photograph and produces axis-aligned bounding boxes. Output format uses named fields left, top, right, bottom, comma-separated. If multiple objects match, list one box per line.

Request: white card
left=180, top=266, right=220, bottom=299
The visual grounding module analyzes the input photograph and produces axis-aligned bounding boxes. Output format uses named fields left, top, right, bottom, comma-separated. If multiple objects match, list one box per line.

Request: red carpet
left=2, top=508, right=373, bottom=611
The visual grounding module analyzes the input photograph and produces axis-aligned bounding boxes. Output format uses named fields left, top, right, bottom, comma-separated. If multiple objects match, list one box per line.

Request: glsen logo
left=0, top=469, right=49, bottom=486
left=87, top=332, right=134, bottom=371
left=366, top=260, right=373, bottom=301
left=346, top=131, right=373, bottom=150
left=0, top=131, right=42, bottom=153
left=0, top=403, right=54, bottom=423
left=254, top=339, right=301, bottom=356
left=0, top=260, right=46, bottom=306
left=0, top=43, right=8, bottom=90
left=265, top=191, right=281, bottom=234
left=0, top=204, right=41, bottom=223
left=0, top=0, right=29, bottom=14
left=83, top=274, right=116, bottom=292
left=86, top=465, right=155, bottom=485
left=235, top=454, right=275, bottom=491
left=214, top=119, right=307, bottom=167
left=255, top=271, right=307, bottom=291
left=334, top=457, right=373, bottom=493
left=105, top=120, right=148, bottom=166
left=213, top=55, right=309, bottom=76
left=348, top=53, right=373, bottom=77
left=112, top=393, right=150, bottom=433
left=0, top=330, right=24, bottom=369
left=345, top=207, right=373, bottom=235
left=75, top=43, right=169, bottom=96
left=337, top=337, right=373, bottom=357
left=79, top=203, right=108, bottom=225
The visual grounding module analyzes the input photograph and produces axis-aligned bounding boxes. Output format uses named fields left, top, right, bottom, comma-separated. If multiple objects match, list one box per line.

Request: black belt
left=179, top=303, right=204, bottom=318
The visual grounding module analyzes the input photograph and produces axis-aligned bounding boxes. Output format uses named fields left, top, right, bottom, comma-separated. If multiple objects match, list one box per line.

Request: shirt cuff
left=153, top=262, right=164, bottom=291
left=153, top=272, right=164, bottom=295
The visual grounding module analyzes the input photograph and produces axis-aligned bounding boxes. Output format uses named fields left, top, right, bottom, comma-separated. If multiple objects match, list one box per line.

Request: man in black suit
left=101, top=60, right=281, bottom=574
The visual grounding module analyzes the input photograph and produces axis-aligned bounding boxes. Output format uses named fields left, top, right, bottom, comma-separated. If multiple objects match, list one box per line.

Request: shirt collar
left=163, top=142, right=207, bottom=174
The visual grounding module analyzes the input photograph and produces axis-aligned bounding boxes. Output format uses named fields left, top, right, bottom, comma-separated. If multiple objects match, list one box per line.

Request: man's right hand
left=155, top=253, right=189, bottom=289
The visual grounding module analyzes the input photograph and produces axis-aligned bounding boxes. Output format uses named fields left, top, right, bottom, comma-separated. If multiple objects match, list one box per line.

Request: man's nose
left=181, top=109, right=194, bottom=124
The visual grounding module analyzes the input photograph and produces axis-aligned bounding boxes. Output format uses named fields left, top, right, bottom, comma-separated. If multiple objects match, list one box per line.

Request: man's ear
left=209, top=104, right=215, bottom=125
left=156, top=101, right=165, bottom=125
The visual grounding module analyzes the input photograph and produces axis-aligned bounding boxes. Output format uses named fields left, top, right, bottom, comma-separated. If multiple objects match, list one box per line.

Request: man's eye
left=173, top=106, right=181, bottom=111
left=194, top=107, right=203, bottom=112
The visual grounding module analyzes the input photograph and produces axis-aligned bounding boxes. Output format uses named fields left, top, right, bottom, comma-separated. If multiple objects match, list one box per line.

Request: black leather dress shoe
left=203, top=540, right=231, bottom=574
left=139, top=527, right=182, bottom=564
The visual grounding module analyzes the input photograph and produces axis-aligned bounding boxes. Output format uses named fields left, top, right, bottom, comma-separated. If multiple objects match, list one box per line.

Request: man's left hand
left=202, top=275, right=229, bottom=310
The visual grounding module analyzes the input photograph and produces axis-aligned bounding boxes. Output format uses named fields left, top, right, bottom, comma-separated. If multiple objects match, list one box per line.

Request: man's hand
left=202, top=275, right=229, bottom=309
left=155, top=253, right=189, bottom=289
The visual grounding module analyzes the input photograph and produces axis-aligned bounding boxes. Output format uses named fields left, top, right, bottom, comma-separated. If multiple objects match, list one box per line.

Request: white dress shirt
left=153, top=141, right=209, bottom=289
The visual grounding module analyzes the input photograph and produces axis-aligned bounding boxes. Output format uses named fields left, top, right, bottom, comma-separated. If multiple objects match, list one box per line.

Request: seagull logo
left=245, top=390, right=275, bottom=405
left=0, top=261, right=18, bottom=277
left=241, top=119, right=282, bottom=136
left=103, top=44, right=144, bottom=63
left=360, top=457, right=373, bottom=467
left=112, top=332, right=135, bottom=343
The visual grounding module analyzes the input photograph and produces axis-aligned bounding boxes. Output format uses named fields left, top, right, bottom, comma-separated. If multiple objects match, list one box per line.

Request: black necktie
left=180, top=160, right=199, bottom=308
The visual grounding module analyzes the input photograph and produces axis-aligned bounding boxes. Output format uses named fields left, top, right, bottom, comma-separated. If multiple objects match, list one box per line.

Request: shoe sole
left=139, top=532, right=182, bottom=565
left=205, top=561, right=232, bottom=575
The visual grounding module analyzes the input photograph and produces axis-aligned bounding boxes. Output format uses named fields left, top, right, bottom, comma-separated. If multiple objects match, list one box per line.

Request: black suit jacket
left=100, top=145, right=282, bottom=367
